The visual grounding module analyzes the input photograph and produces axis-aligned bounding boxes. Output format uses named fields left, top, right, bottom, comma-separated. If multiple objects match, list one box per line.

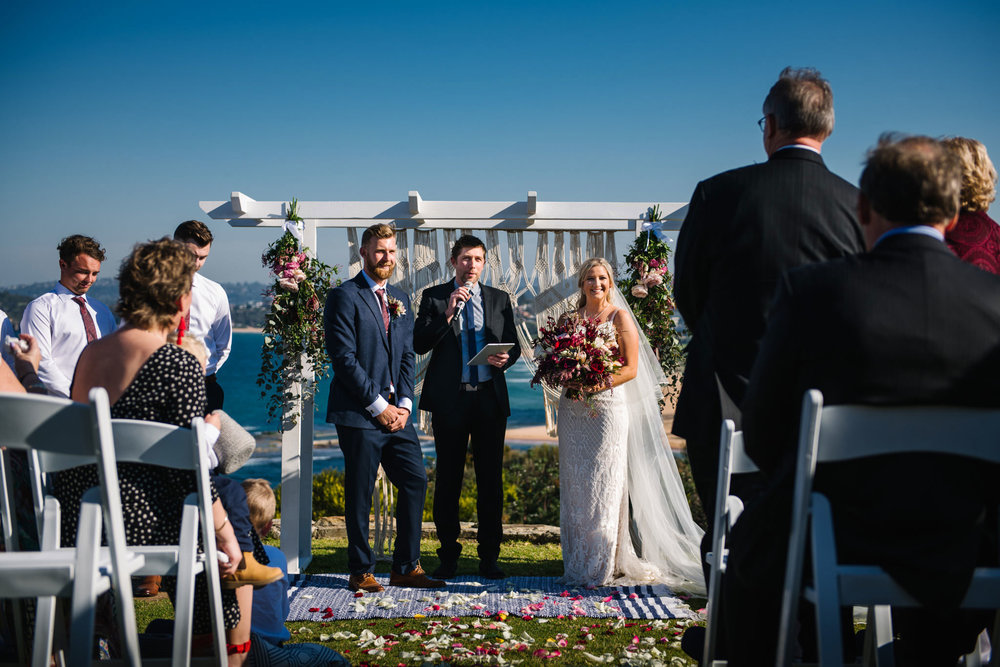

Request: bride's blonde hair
left=576, top=257, right=616, bottom=310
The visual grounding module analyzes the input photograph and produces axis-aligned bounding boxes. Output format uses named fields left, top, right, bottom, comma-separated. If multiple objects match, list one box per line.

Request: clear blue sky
left=2, top=0, right=998, bottom=286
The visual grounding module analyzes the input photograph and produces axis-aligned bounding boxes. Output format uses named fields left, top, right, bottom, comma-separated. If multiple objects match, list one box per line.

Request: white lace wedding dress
left=558, top=308, right=705, bottom=594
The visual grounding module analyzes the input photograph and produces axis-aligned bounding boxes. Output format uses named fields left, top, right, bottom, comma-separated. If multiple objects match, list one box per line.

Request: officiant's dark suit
left=325, top=224, right=442, bottom=591
left=673, top=68, right=865, bottom=522
left=414, top=236, right=520, bottom=577
left=721, top=135, right=1000, bottom=666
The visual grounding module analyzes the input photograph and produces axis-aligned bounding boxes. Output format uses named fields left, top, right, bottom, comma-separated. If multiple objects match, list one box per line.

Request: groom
left=324, top=222, right=444, bottom=592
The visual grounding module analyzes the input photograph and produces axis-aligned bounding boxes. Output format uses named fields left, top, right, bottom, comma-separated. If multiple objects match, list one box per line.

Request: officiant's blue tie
left=465, top=295, right=478, bottom=387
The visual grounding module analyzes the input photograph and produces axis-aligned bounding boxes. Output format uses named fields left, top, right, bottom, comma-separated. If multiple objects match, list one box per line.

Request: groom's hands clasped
left=377, top=404, right=411, bottom=432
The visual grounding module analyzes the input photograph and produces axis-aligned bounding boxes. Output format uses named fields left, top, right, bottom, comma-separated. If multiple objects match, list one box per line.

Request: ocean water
left=218, top=332, right=548, bottom=486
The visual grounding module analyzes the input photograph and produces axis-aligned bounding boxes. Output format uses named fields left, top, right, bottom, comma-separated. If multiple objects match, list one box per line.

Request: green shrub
left=273, top=444, right=703, bottom=530
left=503, top=445, right=560, bottom=525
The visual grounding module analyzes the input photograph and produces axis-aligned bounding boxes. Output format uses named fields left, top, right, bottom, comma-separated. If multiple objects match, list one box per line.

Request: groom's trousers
left=336, top=423, right=427, bottom=575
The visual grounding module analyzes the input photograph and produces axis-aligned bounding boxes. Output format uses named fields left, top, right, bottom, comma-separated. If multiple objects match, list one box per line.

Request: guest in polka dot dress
left=57, top=238, right=254, bottom=665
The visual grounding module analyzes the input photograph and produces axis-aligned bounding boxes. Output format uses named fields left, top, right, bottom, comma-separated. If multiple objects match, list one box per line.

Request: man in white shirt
left=174, top=220, right=233, bottom=411
left=20, top=235, right=116, bottom=397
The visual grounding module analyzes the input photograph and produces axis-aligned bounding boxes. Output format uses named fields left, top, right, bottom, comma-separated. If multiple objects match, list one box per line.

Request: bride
left=557, top=257, right=705, bottom=594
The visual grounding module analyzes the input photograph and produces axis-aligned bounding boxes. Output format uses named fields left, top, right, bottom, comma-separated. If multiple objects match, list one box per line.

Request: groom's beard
left=365, top=258, right=395, bottom=281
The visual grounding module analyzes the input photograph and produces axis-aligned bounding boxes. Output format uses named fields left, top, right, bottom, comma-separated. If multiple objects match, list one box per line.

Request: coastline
left=249, top=405, right=686, bottom=454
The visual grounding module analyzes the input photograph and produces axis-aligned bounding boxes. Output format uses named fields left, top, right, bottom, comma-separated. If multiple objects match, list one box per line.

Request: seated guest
left=0, top=309, right=14, bottom=371
left=944, top=136, right=1000, bottom=274
left=719, top=135, right=1000, bottom=665
left=1, top=334, right=44, bottom=394
left=242, top=478, right=351, bottom=666
left=60, top=238, right=277, bottom=664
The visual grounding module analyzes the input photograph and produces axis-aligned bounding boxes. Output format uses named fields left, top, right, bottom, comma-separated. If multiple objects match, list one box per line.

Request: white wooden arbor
left=200, top=191, right=687, bottom=573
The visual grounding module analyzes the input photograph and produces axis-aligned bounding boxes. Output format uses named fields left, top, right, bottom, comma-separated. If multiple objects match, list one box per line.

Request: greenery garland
left=258, top=198, right=339, bottom=425
left=617, top=205, right=685, bottom=405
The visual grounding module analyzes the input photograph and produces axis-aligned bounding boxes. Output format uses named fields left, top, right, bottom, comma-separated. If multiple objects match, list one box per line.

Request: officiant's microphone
left=454, top=281, right=474, bottom=315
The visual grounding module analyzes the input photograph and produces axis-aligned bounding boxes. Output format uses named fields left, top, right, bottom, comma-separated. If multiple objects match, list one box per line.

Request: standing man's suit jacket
left=413, top=281, right=521, bottom=416
left=673, top=148, right=865, bottom=446
left=325, top=272, right=415, bottom=429
left=739, top=233, right=1000, bottom=607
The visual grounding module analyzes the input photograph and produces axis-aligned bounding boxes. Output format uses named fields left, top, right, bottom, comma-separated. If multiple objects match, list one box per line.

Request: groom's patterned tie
left=72, top=296, right=98, bottom=343
left=375, top=287, right=390, bottom=332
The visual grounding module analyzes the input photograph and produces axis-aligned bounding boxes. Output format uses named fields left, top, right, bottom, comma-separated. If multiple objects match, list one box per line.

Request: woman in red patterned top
left=944, top=137, right=1000, bottom=274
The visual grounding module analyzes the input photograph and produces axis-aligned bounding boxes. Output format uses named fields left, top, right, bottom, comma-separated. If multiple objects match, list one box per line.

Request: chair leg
left=32, top=497, right=62, bottom=667
left=67, top=494, right=103, bottom=667
left=172, top=500, right=200, bottom=667
left=870, top=605, right=894, bottom=667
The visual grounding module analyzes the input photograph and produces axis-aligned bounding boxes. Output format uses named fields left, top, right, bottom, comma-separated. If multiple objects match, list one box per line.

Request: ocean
left=219, top=332, right=548, bottom=485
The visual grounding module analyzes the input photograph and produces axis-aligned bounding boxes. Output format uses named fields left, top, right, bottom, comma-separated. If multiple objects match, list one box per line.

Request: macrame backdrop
left=346, top=228, right=620, bottom=559
left=346, top=228, right=620, bottom=436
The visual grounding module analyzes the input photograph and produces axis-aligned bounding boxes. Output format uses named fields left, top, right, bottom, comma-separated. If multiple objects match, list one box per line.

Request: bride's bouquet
left=530, top=314, right=623, bottom=403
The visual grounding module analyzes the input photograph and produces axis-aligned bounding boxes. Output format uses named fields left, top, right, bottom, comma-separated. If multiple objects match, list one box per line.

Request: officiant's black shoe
left=478, top=561, right=506, bottom=579
left=431, top=561, right=458, bottom=579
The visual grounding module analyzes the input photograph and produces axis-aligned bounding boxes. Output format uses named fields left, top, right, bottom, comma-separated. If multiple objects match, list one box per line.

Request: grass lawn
left=135, top=537, right=705, bottom=665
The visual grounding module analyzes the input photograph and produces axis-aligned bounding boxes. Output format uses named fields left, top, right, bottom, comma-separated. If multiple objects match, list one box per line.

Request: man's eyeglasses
left=757, top=116, right=767, bottom=133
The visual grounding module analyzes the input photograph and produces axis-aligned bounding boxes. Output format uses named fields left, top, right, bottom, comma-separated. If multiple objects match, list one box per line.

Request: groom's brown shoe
left=389, top=564, right=446, bottom=588
left=348, top=572, right=384, bottom=593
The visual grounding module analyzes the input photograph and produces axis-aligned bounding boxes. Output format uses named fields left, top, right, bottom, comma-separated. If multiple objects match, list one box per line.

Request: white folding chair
left=108, top=417, right=227, bottom=667
left=777, top=389, right=1000, bottom=667
left=703, top=419, right=759, bottom=667
left=0, top=388, right=144, bottom=667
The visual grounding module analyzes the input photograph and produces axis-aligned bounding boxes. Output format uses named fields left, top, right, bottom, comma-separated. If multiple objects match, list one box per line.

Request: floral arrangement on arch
left=618, top=204, right=685, bottom=404
left=530, top=314, right=623, bottom=413
left=258, top=198, right=339, bottom=426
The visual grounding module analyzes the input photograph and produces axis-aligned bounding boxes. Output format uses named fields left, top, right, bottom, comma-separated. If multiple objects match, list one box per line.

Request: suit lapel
left=481, top=284, right=493, bottom=342
left=354, top=272, right=390, bottom=351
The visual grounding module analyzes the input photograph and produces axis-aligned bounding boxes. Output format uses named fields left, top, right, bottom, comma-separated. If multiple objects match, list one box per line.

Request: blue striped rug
left=287, top=574, right=697, bottom=621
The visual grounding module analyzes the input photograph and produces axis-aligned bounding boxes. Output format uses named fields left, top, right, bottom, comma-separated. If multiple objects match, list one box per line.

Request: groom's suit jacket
left=673, top=147, right=865, bottom=447
left=413, top=281, right=521, bottom=416
left=736, top=233, right=1000, bottom=607
left=324, top=272, right=415, bottom=429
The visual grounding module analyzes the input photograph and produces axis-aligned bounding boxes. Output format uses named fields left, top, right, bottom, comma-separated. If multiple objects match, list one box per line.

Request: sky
left=2, top=0, right=998, bottom=287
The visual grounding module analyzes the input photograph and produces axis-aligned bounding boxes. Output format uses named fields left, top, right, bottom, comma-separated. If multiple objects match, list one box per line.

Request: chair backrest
left=778, top=389, right=1000, bottom=665
left=107, top=418, right=215, bottom=560
left=0, top=388, right=130, bottom=560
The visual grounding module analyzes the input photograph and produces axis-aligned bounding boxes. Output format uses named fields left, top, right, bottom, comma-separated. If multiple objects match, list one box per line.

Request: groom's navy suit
left=325, top=271, right=426, bottom=576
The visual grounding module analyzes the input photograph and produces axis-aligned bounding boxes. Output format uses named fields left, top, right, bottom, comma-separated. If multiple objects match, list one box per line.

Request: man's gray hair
left=762, top=67, right=835, bottom=140
left=860, top=134, right=961, bottom=226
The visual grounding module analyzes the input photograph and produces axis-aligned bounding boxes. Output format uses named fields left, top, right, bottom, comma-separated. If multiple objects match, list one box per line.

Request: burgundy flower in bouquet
left=530, top=314, right=623, bottom=406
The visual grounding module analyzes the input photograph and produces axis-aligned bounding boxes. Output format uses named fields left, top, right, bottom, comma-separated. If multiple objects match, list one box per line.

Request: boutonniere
left=386, top=295, right=406, bottom=320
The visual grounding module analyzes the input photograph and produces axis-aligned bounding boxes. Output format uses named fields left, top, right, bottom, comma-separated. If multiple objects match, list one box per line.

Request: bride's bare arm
left=608, top=309, right=639, bottom=388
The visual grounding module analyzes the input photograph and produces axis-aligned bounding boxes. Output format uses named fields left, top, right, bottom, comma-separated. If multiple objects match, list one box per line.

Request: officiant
left=414, top=235, right=520, bottom=580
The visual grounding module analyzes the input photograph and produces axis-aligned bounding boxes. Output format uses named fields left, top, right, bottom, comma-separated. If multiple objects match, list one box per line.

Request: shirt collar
left=874, top=225, right=946, bottom=247
left=775, top=143, right=821, bottom=155
left=54, top=282, right=83, bottom=300
left=453, top=278, right=481, bottom=296
left=361, top=269, right=387, bottom=292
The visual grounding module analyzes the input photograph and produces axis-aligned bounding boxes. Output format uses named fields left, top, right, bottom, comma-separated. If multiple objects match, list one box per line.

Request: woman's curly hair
left=943, top=137, right=997, bottom=213
left=117, top=237, right=196, bottom=330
